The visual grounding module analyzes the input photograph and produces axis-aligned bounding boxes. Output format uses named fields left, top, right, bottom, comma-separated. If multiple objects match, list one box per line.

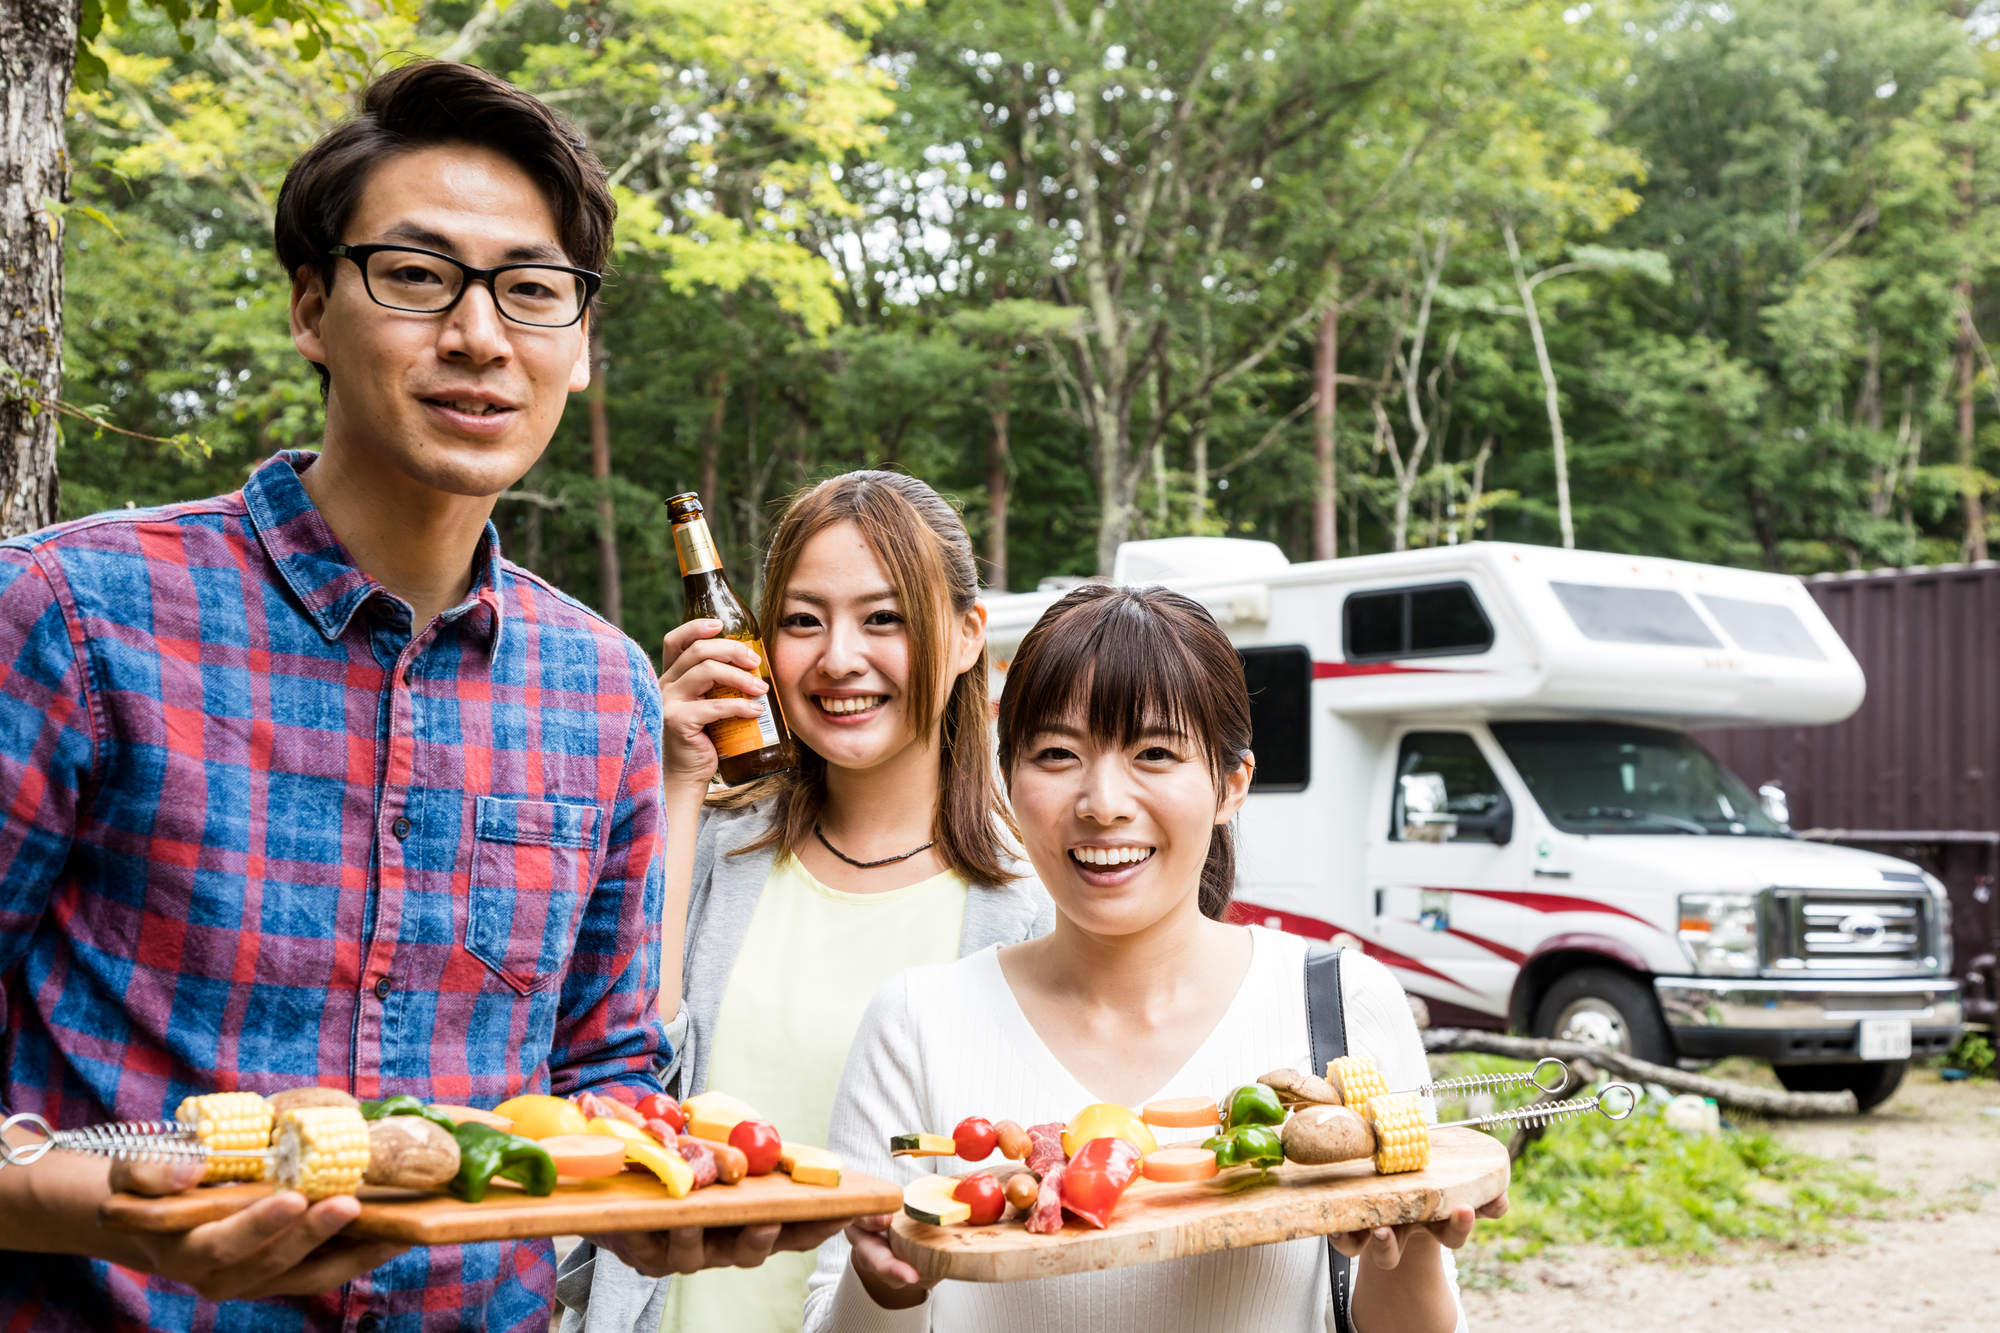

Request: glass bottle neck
left=673, top=517, right=722, bottom=576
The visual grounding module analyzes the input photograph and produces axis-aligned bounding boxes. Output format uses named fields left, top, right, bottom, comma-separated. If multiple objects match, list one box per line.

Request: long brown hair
left=719, top=471, right=1017, bottom=885
left=995, top=584, right=1252, bottom=920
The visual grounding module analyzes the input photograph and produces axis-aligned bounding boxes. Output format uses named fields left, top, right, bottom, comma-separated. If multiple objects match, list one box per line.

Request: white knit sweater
left=802, top=926, right=1467, bottom=1333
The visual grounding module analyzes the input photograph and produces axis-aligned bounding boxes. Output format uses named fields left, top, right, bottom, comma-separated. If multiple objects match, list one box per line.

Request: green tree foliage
left=53, top=0, right=2000, bottom=657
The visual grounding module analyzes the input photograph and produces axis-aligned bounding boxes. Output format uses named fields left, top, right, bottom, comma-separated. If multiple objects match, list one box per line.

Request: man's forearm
left=0, top=1125, right=147, bottom=1266
left=657, top=782, right=706, bottom=1008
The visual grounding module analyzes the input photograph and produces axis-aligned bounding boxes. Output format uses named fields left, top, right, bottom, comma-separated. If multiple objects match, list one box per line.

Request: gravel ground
left=1460, top=1066, right=2000, bottom=1332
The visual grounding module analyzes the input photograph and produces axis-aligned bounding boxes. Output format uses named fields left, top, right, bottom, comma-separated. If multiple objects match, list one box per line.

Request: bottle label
left=708, top=687, right=783, bottom=758
left=673, top=521, right=722, bottom=576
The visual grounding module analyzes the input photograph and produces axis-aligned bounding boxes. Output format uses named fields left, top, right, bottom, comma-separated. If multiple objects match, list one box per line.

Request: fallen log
left=1422, top=1029, right=1859, bottom=1118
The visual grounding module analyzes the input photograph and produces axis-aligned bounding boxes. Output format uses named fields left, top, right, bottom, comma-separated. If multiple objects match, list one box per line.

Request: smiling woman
left=564, top=473, right=1054, bottom=1331
left=804, top=585, right=1497, bottom=1333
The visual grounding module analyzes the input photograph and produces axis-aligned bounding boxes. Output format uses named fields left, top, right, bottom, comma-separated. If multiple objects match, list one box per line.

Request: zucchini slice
left=889, top=1132, right=957, bottom=1158
left=903, top=1173, right=971, bottom=1226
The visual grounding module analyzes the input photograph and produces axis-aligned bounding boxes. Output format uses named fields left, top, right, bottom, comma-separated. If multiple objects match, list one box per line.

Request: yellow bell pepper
left=587, top=1117, right=695, bottom=1197
left=1062, top=1103, right=1158, bottom=1158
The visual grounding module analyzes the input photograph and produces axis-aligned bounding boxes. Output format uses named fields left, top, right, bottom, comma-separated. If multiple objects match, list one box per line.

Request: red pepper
left=729, top=1119, right=783, bottom=1176
left=636, top=1094, right=685, bottom=1134
left=1059, top=1136, right=1143, bottom=1229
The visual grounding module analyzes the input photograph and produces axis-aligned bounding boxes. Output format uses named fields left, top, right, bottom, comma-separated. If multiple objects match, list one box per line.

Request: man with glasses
left=0, top=61, right=833, bottom=1332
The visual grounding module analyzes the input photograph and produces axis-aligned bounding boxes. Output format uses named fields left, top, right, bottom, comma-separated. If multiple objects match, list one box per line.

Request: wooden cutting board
left=889, top=1127, right=1508, bottom=1283
left=101, top=1167, right=902, bottom=1245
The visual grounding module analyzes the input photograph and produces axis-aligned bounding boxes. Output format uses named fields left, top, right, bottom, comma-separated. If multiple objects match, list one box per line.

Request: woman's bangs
left=1009, top=593, right=1210, bottom=755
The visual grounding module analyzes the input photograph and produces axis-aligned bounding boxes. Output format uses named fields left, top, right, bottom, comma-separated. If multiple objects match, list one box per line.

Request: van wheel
left=1531, top=968, right=1673, bottom=1066
left=1773, top=1060, right=1907, bottom=1113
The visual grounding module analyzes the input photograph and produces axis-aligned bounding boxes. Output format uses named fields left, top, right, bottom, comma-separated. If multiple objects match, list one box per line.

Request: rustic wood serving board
left=889, top=1127, right=1508, bottom=1283
left=101, top=1167, right=902, bottom=1245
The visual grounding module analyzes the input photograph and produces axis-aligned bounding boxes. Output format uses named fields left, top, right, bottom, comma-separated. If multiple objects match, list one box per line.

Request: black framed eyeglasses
left=328, top=243, right=602, bottom=328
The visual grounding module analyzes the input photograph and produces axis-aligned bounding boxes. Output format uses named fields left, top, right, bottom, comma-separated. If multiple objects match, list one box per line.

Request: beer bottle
left=665, top=492, right=795, bottom=785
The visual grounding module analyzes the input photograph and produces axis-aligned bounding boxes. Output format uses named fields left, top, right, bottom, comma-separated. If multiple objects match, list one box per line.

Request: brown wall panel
left=1699, top=564, right=2000, bottom=834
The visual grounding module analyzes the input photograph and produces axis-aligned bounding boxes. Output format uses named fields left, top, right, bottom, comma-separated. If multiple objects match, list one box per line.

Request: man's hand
left=109, top=1157, right=408, bottom=1301
left=586, top=1218, right=847, bottom=1278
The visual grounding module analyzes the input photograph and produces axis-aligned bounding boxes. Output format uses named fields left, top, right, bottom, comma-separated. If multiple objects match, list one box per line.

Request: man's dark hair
left=274, top=60, right=615, bottom=392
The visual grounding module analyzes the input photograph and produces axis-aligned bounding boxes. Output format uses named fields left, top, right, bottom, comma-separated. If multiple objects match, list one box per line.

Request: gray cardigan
left=556, top=800, right=1055, bottom=1333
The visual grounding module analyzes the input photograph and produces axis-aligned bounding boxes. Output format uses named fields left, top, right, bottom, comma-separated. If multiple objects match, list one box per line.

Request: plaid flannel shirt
left=0, top=451, right=669, bottom=1332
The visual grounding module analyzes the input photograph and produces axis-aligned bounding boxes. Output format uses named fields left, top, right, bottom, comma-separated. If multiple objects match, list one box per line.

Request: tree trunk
left=1189, top=411, right=1209, bottom=530
left=1958, top=294, right=1987, bottom=563
left=587, top=324, right=621, bottom=628
left=1504, top=223, right=1575, bottom=550
left=0, top=0, right=75, bottom=537
left=985, top=405, right=1009, bottom=591
left=1312, top=280, right=1339, bottom=562
left=698, top=367, right=727, bottom=505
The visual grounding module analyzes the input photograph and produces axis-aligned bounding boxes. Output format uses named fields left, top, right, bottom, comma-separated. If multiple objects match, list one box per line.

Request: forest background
left=33, top=0, right=2000, bottom=651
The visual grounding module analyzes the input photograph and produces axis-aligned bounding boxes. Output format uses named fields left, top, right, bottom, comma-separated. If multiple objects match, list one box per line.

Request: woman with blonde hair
left=559, top=471, right=1052, bottom=1333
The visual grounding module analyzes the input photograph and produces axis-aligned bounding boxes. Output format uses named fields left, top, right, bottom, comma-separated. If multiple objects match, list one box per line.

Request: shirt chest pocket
left=466, top=797, right=603, bottom=995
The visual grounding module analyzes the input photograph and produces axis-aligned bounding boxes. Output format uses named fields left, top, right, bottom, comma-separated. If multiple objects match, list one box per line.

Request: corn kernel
left=1327, top=1055, right=1390, bottom=1115
left=272, top=1106, right=370, bottom=1201
left=176, top=1092, right=273, bottom=1183
left=1365, top=1093, right=1431, bottom=1174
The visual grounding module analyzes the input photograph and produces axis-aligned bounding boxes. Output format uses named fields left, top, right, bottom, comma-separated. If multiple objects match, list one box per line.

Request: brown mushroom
left=267, top=1087, right=361, bottom=1115
left=363, top=1115, right=461, bottom=1190
left=1258, top=1068, right=1343, bottom=1108
left=1281, top=1104, right=1376, bottom=1166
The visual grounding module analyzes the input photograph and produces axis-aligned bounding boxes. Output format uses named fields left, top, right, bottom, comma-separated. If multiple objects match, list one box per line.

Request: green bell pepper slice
left=448, top=1122, right=559, bottom=1202
left=1221, top=1083, right=1287, bottom=1132
left=1202, top=1123, right=1285, bottom=1171
left=361, top=1095, right=461, bottom=1135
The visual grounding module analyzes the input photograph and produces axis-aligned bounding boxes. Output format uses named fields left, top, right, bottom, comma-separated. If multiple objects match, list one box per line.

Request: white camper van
left=983, top=538, right=1963, bottom=1111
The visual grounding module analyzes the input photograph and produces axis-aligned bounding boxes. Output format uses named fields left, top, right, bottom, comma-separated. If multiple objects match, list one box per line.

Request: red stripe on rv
left=1445, top=887, right=1659, bottom=931
left=1311, top=662, right=1458, bottom=678
left=1439, top=926, right=1528, bottom=964
left=1227, top=901, right=1472, bottom=992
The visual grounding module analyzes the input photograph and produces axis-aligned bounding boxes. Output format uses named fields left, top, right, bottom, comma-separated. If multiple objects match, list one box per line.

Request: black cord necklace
left=814, top=822, right=935, bottom=869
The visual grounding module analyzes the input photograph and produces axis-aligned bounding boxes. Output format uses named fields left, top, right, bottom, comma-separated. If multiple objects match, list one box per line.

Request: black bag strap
left=1304, top=943, right=1354, bottom=1333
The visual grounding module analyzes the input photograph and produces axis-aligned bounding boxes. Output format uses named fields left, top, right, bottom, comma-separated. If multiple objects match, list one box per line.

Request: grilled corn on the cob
left=1364, top=1094, right=1431, bottom=1175
left=1326, top=1055, right=1390, bottom=1115
left=175, top=1092, right=273, bottom=1183
left=272, top=1106, right=370, bottom=1200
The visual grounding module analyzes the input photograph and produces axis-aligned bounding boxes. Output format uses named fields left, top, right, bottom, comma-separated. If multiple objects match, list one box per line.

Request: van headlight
left=1678, top=893, right=1760, bottom=976
left=1925, top=873, right=1953, bottom=974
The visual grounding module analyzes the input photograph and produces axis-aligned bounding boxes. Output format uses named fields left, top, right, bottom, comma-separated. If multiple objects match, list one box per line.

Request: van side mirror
left=1399, top=773, right=1456, bottom=842
left=1758, top=783, right=1790, bottom=828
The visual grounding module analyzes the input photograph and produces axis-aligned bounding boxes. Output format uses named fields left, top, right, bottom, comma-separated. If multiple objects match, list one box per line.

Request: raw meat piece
left=1027, top=1163, right=1066, bottom=1234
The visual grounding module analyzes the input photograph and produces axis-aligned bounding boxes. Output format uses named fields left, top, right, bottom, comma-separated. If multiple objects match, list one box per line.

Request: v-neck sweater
left=803, top=926, right=1467, bottom=1333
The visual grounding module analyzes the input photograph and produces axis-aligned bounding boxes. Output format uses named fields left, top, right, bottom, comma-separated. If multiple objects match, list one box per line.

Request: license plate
left=1857, top=1018, right=1912, bottom=1061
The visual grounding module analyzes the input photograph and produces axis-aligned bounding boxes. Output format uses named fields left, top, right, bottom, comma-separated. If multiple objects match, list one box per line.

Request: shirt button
left=358, top=1315, right=380, bottom=1333
left=374, top=976, right=394, bottom=1001
left=392, top=816, right=411, bottom=840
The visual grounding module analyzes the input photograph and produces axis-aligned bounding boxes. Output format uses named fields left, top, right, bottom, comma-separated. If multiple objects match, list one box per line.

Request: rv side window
left=1549, top=582, right=1722, bottom=648
left=1698, top=594, right=1827, bottom=661
left=1343, top=582, right=1494, bottom=662
left=1392, top=733, right=1505, bottom=844
left=1238, top=645, right=1311, bottom=791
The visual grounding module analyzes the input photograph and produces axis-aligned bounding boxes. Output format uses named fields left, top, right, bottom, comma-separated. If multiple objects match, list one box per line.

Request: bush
left=1432, top=1055, right=1887, bottom=1258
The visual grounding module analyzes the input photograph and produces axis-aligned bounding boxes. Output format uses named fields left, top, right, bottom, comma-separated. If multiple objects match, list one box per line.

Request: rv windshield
left=1488, top=721, right=1787, bottom=837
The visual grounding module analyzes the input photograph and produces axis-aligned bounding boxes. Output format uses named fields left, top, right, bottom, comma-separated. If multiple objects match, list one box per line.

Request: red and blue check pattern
left=0, top=452, right=668, bottom=1332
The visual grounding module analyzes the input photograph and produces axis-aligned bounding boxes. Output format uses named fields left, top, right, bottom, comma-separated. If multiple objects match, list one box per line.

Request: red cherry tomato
left=729, top=1119, right=783, bottom=1176
left=952, top=1116, right=998, bottom=1162
left=636, top=1094, right=685, bottom=1134
left=952, top=1172, right=1006, bottom=1225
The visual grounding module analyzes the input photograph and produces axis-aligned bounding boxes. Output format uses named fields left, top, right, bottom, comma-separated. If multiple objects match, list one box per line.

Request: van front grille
left=1765, top=888, right=1933, bottom=973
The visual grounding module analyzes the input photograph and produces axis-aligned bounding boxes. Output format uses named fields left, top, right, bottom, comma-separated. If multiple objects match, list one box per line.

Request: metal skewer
left=1431, top=1081, right=1639, bottom=1132
left=1396, top=1057, right=1573, bottom=1101
left=0, top=1112, right=270, bottom=1171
